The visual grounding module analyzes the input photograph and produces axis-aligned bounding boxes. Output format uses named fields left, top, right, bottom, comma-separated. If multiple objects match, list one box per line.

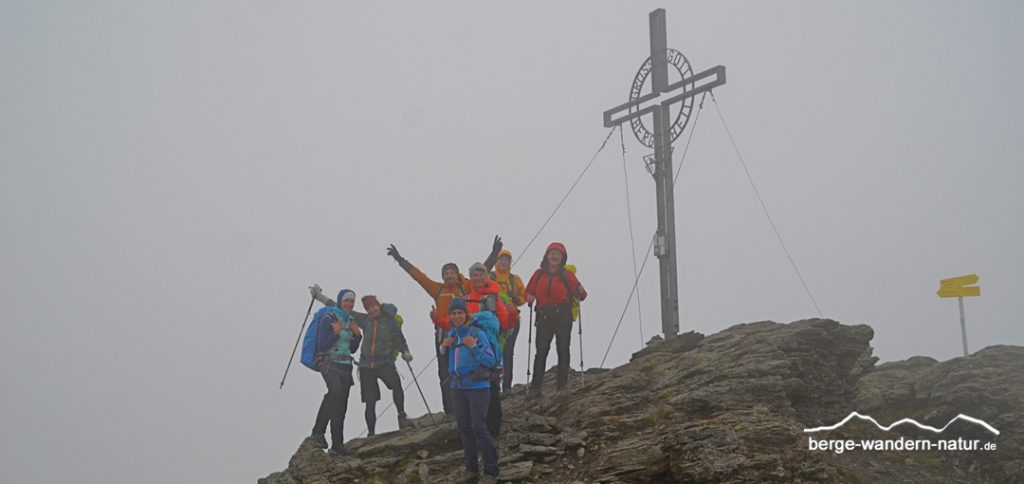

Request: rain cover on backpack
left=300, top=307, right=338, bottom=371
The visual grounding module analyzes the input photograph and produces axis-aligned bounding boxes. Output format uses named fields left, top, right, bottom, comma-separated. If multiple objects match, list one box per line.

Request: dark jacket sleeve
left=483, top=244, right=502, bottom=271
left=351, top=311, right=368, bottom=329
left=391, top=317, right=410, bottom=354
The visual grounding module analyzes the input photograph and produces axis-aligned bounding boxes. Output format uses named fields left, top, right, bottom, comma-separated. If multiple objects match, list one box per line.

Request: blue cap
left=449, top=298, right=468, bottom=314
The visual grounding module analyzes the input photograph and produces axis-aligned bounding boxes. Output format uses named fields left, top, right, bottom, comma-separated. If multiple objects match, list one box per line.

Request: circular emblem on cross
left=627, top=48, right=694, bottom=149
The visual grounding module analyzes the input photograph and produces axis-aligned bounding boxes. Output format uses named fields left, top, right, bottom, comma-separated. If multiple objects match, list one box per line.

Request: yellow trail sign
left=937, top=274, right=981, bottom=298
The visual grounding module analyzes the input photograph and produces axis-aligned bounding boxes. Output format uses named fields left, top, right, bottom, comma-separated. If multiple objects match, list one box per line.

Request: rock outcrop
left=260, top=319, right=1023, bottom=483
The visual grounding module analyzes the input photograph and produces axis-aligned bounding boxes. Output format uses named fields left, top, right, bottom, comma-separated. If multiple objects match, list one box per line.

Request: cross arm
left=658, top=65, right=726, bottom=109
left=602, top=65, right=727, bottom=128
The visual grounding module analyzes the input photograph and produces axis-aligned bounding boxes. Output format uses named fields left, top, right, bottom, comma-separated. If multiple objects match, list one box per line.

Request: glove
left=387, top=244, right=412, bottom=271
left=492, top=235, right=503, bottom=253
left=401, top=351, right=413, bottom=362
left=310, top=285, right=335, bottom=306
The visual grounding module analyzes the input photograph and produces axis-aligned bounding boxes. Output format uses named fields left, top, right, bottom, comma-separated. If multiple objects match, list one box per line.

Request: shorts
left=359, top=364, right=401, bottom=403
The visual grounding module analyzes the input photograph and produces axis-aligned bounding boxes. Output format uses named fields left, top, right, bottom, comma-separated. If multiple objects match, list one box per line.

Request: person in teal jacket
left=308, top=289, right=362, bottom=456
left=441, top=298, right=500, bottom=481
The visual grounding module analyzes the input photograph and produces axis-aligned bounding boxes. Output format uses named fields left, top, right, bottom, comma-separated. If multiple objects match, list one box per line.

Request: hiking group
left=297, top=236, right=587, bottom=482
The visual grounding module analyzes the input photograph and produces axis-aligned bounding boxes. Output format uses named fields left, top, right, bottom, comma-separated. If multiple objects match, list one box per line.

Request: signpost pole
left=958, top=296, right=968, bottom=357
left=937, top=274, right=979, bottom=358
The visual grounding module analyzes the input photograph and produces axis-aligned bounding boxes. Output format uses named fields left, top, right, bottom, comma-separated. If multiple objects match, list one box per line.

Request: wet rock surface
left=260, top=319, right=1023, bottom=483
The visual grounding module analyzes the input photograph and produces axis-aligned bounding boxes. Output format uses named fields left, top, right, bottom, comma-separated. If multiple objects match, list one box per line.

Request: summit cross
left=602, top=8, right=726, bottom=338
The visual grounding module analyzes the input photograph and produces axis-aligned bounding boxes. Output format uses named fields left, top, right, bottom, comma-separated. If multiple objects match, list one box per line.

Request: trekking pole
left=578, top=305, right=585, bottom=386
left=279, top=294, right=317, bottom=389
left=526, top=303, right=534, bottom=395
left=405, top=359, right=436, bottom=425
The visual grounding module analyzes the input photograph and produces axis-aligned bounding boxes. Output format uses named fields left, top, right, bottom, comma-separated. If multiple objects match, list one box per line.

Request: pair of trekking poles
left=279, top=288, right=436, bottom=425
left=525, top=302, right=585, bottom=395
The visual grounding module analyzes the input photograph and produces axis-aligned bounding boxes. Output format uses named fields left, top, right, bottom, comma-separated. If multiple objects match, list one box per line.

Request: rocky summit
left=260, top=319, right=1023, bottom=483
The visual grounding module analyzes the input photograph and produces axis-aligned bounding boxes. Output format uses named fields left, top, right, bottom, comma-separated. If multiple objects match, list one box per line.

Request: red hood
left=540, top=242, right=568, bottom=269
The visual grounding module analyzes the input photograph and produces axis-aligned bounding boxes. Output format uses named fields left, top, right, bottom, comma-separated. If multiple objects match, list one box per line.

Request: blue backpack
left=301, top=307, right=337, bottom=371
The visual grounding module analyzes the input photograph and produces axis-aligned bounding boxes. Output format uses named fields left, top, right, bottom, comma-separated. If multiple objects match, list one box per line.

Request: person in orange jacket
left=386, top=236, right=503, bottom=414
left=524, top=242, right=587, bottom=394
left=491, top=249, right=526, bottom=392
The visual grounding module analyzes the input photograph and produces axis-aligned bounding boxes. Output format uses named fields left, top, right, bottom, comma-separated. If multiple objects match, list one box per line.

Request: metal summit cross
left=602, top=9, right=726, bottom=339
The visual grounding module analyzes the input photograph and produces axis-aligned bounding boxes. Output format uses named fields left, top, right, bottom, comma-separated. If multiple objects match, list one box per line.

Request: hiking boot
left=480, top=474, right=499, bottom=484
left=328, top=446, right=348, bottom=457
left=457, top=469, right=479, bottom=483
left=397, top=413, right=411, bottom=430
left=306, top=434, right=328, bottom=449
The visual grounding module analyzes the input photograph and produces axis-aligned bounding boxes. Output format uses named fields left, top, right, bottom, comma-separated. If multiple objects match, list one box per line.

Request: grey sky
left=2, top=1, right=1022, bottom=482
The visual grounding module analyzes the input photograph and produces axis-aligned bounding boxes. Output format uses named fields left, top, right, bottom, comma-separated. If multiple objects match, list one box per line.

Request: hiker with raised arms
left=307, top=289, right=363, bottom=456
left=385, top=236, right=503, bottom=415
left=440, top=298, right=501, bottom=482
left=355, top=295, right=413, bottom=435
left=490, top=249, right=526, bottom=393
left=525, top=242, right=587, bottom=396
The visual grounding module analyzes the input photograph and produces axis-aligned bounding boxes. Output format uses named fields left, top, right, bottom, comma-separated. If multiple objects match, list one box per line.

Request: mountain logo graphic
left=804, top=412, right=1000, bottom=435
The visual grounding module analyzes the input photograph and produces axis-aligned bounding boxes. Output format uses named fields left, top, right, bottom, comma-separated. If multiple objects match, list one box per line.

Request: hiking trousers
left=312, top=361, right=354, bottom=448
left=487, top=379, right=502, bottom=436
left=436, top=341, right=454, bottom=414
left=531, top=306, right=573, bottom=390
left=453, top=387, right=499, bottom=477
left=501, top=324, right=519, bottom=392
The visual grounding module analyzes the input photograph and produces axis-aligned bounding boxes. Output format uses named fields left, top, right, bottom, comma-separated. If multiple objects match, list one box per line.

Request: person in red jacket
left=524, top=242, right=587, bottom=394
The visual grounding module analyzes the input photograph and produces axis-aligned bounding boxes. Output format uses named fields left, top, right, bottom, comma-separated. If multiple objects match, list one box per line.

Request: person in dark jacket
left=440, top=298, right=500, bottom=481
left=308, top=289, right=363, bottom=456
left=524, top=242, right=587, bottom=395
left=356, top=295, right=413, bottom=435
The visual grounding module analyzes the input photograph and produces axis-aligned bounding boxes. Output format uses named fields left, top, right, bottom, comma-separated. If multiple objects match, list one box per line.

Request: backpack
left=467, top=325, right=503, bottom=383
left=489, top=272, right=521, bottom=305
left=489, top=273, right=523, bottom=326
left=301, top=307, right=338, bottom=371
left=564, top=265, right=581, bottom=322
